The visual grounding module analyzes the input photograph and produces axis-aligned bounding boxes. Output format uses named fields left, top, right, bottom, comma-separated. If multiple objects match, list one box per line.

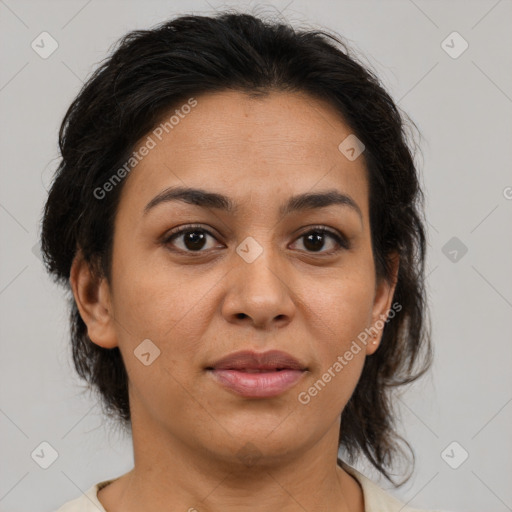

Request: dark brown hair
left=40, top=10, right=432, bottom=486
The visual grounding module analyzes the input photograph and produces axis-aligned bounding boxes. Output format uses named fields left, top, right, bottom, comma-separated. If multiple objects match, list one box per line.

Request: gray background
left=0, top=0, right=511, bottom=511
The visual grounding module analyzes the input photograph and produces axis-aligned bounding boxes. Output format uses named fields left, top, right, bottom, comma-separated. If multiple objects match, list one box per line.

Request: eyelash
left=161, top=224, right=349, bottom=255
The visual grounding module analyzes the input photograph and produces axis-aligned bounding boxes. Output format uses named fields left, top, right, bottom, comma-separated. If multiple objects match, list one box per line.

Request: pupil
left=185, top=231, right=206, bottom=250
left=304, top=232, right=324, bottom=251
left=181, top=230, right=327, bottom=252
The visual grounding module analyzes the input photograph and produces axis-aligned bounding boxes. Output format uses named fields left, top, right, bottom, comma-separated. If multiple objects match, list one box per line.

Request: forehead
left=118, top=90, right=369, bottom=220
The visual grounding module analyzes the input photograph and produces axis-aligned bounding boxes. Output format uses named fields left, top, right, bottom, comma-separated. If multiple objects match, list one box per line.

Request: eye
left=162, top=224, right=349, bottom=255
left=162, top=224, right=220, bottom=253
left=291, top=226, right=349, bottom=254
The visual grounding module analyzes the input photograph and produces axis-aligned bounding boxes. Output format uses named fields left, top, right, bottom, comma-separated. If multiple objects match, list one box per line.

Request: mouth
left=206, top=350, right=307, bottom=398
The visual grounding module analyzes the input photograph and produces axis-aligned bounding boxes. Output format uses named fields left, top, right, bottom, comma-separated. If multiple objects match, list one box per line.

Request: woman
left=42, top=10, right=443, bottom=512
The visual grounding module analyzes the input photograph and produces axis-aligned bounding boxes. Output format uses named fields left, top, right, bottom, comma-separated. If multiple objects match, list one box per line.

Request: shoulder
left=341, top=461, right=450, bottom=512
left=53, top=479, right=114, bottom=512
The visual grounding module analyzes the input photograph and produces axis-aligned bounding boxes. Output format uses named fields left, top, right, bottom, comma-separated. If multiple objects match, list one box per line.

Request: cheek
left=112, top=266, right=204, bottom=411
left=308, top=269, right=375, bottom=352
left=297, top=272, right=374, bottom=408
left=110, top=249, right=202, bottom=337
left=296, top=297, right=371, bottom=416
left=109, top=252, right=221, bottom=382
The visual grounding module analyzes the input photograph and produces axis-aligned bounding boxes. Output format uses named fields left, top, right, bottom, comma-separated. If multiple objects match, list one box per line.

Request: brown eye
left=162, top=224, right=349, bottom=255
left=292, top=227, right=349, bottom=254
left=163, top=225, right=219, bottom=253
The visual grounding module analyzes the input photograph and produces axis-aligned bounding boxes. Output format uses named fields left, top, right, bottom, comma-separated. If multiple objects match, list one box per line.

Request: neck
left=98, top=408, right=364, bottom=512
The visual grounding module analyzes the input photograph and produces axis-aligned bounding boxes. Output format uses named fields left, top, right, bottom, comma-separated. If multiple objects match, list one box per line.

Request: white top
left=54, top=463, right=447, bottom=512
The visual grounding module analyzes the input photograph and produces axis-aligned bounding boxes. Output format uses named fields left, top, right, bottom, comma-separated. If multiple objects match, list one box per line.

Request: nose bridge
left=236, top=231, right=287, bottom=296
left=222, top=231, right=296, bottom=327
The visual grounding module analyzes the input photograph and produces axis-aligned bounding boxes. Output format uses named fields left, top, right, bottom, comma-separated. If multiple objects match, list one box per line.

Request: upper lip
left=207, top=350, right=307, bottom=371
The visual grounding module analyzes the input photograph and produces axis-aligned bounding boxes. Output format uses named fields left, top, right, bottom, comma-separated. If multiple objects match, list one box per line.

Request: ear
left=69, top=250, right=118, bottom=349
left=366, top=251, right=400, bottom=355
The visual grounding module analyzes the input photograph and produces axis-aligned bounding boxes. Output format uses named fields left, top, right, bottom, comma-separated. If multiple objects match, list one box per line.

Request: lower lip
left=209, top=369, right=305, bottom=398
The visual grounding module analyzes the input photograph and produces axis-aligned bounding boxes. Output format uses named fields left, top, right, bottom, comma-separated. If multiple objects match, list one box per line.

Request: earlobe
left=69, top=251, right=118, bottom=349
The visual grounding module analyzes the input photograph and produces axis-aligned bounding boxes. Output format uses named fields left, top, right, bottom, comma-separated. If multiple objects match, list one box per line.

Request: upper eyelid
left=163, top=224, right=346, bottom=247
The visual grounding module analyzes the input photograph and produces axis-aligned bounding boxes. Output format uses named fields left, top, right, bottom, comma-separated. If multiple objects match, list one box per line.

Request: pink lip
left=206, top=350, right=307, bottom=398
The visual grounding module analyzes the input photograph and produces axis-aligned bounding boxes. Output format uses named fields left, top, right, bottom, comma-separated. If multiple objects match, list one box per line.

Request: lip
left=206, top=350, right=307, bottom=398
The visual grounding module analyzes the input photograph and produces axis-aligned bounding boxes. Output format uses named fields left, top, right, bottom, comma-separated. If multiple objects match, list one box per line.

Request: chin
left=201, top=419, right=309, bottom=465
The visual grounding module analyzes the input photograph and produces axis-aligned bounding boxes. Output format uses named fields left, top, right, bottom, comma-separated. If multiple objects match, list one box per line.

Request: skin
left=71, top=90, right=399, bottom=512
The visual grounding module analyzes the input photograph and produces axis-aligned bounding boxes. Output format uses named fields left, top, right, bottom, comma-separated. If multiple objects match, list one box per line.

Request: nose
left=221, top=244, right=296, bottom=330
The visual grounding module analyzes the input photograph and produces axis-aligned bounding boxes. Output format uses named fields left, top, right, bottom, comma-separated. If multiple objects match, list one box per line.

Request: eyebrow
left=143, top=186, right=363, bottom=222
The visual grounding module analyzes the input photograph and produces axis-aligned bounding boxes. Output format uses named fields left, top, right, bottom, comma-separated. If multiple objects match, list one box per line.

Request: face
left=73, top=90, right=398, bottom=468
